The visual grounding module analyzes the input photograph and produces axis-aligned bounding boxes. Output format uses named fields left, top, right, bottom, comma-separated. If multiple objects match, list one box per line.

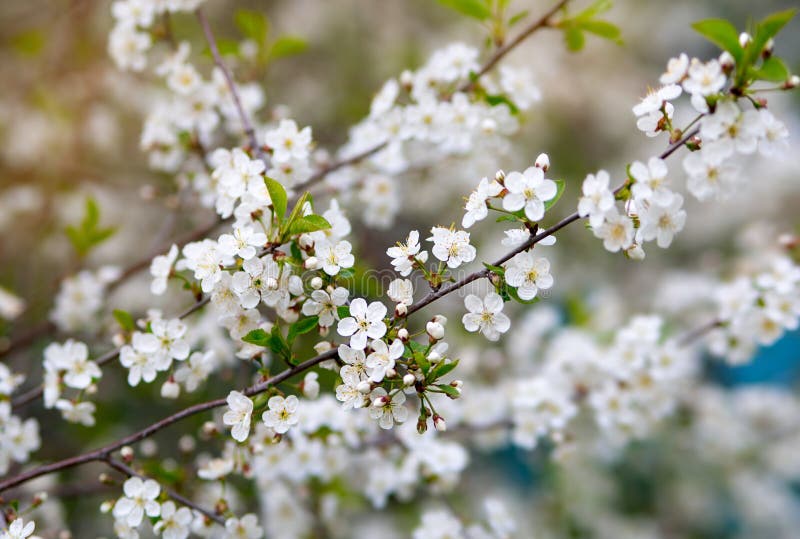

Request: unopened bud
left=310, top=276, right=323, bottom=289
left=120, top=446, right=134, bottom=462
left=319, top=325, right=330, bottom=337
left=426, top=321, right=445, bottom=341
left=161, top=380, right=180, bottom=399
left=202, top=421, right=219, bottom=437
left=433, top=415, right=447, bottom=432
left=357, top=380, right=372, bottom=394
left=395, top=303, right=407, bottom=317
left=86, top=383, right=98, bottom=395
left=386, top=368, right=397, bottom=379
left=400, top=70, right=414, bottom=88
left=433, top=314, right=447, bottom=325
left=718, top=51, right=735, bottom=71
left=32, top=492, right=48, bottom=507
left=417, top=418, right=428, bottom=434
left=403, top=373, right=416, bottom=386
left=397, top=328, right=409, bottom=342
left=100, top=501, right=114, bottom=513
left=372, top=395, right=390, bottom=408
left=298, top=234, right=314, bottom=249
left=534, top=153, right=550, bottom=171
left=763, top=37, right=774, bottom=58
left=99, top=472, right=114, bottom=485
left=265, top=277, right=279, bottom=290
left=739, top=32, right=751, bottom=48
left=314, top=341, right=332, bottom=354
left=214, top=499, right=229, bottom=515
left=304, top=256, right=319, bottom=270
left=626, top=244, right=645, bottom=261
left=179, top=435, right=196, bottom=453
left=785, top=75, right=799, bottom=89
left=428, top=350, right=442, bottom=361
left=495, top=169, right=505, bottom=182
left=451, top=380, right=463, bottom=391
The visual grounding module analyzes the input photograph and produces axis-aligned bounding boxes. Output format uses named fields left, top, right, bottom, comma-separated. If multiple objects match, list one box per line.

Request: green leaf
left=544, top=179, right=566, bottom=212
left=415, top=351, right=431, bottom=375
left=508, top=10, right=530, bottom=27
left=285, top=215, right=332, bottom=236
left=691, top=18, right=743, bottom=61
left=505, top=284, right=541, bottom=305
left=65, top=196, right=117, bottom=257
left=234, top=9, right=269, bottom=43
left=564, top=26, right=585, bottom=51
left=485, top=94, right=519, bottom=114
left=579, top=19, right=623, bottom=44
left=287, top=316, right=319, bottom=346
left=738, top=9, right=796, bottom=86
left=483, top=262, right=505, bottom=275
left=215, top=39, right=240, bottom=57
left=430, top=359, right=459, bottom=381
left=113, top=309, right=135, bottom=332
left=270, top=35, right=307, bottom=59
left=576, top=0, right=613, bottom=20
left=757, top=8, right=797, bottom=44
left=435, top=384, right=461, bottom=397
left=755, top=56, right=790, bottom=82
left=337, top=306, right=350, bottom=319
left=264, top=177, right=288, bottom=219
left=437, top=0, right=492, bottom=20
left=496, top=214, right=522, bottom=223
left=243, top=328, right=270, bottom=347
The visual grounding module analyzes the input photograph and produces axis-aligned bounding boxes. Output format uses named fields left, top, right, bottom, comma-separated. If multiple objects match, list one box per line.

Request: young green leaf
left=544, top=179, right=566, bottom=211
left=264, top=177, right=288, bottom=219
left=579, top=19, right=623, bottom=44
left=564, top=26, right=585, bottom=51
left=234, top=9, right=269, bottom=43
left=113, top=309, right=135, bottom=332
left=270, top=35, right=307, bottom=59
left=287, top=316, right=319, bottom=346
left=243, top=328, right=270, bottom=347
left=691, top=18, right=743, bottom=61
left=437, top=0, right=492, bottom=20
left=285, top=214, right=332, bottom=236
left=435, top=384, right=461, bottom=397
left=755, top=56, right=790, bottom=82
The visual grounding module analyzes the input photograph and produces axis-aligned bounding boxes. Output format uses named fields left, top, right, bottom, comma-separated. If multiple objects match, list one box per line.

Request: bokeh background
left=1, top=0, right=799, bottom=537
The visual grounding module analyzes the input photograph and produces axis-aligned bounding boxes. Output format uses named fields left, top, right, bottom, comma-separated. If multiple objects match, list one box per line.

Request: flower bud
left=120, top=446, right=134, bottom=462
left=265, top=277, right=279, bottom=290
left=372, top=395, right=390, bottom=407
left=626, top=244, right=646, bottom=261
left=738, top=32, right=751, bottom=48
left=397, top=328, right=409, bottom=342
left=417, top=418, right=428, bottom=434
left=400, top=69, right=414, bottom=88
left=302, top=372, right=320, bottom=399
left=762, top=37, right=774, bottom=58
left=395, top=303, right=408, bottom=317
left=386, top=368, right=397, bottom=379
left=433, top=415, right=447, bottom=432
left=357, top=380, right=372, bottom=395
left=314, top=341, right=333, bottom=354
left=202, top=421, right=219, bottom=437
left=86, top=383, right=98, bottom=395
left=179, top=435, right=196, bottom=453
left=161, top=380, right=180, bottom=399
left=304, top=257, right=320, bottom=270
left=428, top=350, right=442, bottom=362
left=426, top=321, right=445, bottom=341
left=718, top=51, right=735, bottom=71
left=298, top=234, right=314, bottom=249
left=32, top=492, right=48, bottom=507
left=785, top=75, right=799, bottom=89
left=433, top=314, right=448, bottom=325
left=534, top=153, right=550, bottom=171
left=98, top=472, right=114, bottom=485
left=403, top=373, right=416, bottom=386
left=495, top=169, right=505, bottom=182
left=310, top=276, right=323, bottom=289
left=100, top=501, right=114, bottom=513
left=451, top=380, right=463, bottom=391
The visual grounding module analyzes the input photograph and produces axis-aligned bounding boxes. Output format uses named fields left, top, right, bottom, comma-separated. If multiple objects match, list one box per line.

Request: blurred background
left=1, top=0, right=799, bottom=537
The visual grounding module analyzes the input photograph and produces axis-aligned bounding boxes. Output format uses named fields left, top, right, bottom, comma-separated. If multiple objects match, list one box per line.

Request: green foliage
left=270, top=36, right=308, bottom=59
left=113, top=309, right=136, bottom=332
left=435, top=383, right=461, bottom=397
left=755, top=56, right=790, bottom=83
left=65, top=197, right=116, bottom=258
left=287, top=316, right=319, bottom=347
left=557, top=0, right=622, bottom=52
left=285, top=214, right=332, bottom=236
left=545, top=179, right=566, bottom=212
left=264, top=177, right=288, bottom=219
left=691, top=18, right=743, bottom=62
left=437, top=0, right=492, bottom=20
left=235, top=9, right=269, bottom=44
left=243, top=326, right=292, bottom=363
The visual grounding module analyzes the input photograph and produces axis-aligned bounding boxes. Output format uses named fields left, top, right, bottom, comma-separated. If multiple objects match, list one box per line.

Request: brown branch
left=104, top=457, right=225, bottom=525
left=196, top=7, right=264, bottom=162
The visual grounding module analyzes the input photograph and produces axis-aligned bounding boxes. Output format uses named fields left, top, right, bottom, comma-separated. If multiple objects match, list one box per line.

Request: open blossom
left=108, top=22, right=151, bottom=72
left=338, top=344, right=368, bottom=385
left=113, top=477, right=161, bottom=527
left=198, top=458, right=234, bottom=480
left=302, top=287, right=348, bottom=327
left=462, top=176, right=503, bottom=228
left=44, top=339, right=100, bottom=390
left=369, top=387, right=408, bottom=429
left=593, top=209, right=634, bottom=252
left=153, top=501, right=192, bottom=539
left=180, top=239, right=224, bottom=293
left=577, top=170, right=615, bottom=227
left=337, top=298, right=387, bottom=350
left=630, top=157, right=673, bottom=205
left=150, top=244, right=178, bottom=295
left=223, top=514, right=263, bottom=539
left=632, top=84, right=682, bottom=117
left=55, top=399, right=96, bottom=426
left=218, top=226, right=267, bottom=261
left=224, top=391, right=254, bottom=442
left=263, top=119, right=312, bottom=162
left=682, top=58, right=726, bottom=96
left=637, top=194, right=687, bottom=248
left=136, top=318, right=190, bottom=369
left=505, top=253, right=554, bottom=301
left=462, top=292, right=511, bottom=341
left=366, top=339, right=404, bottom=382
left=387, top=278, right=414, bottom=306
left=683, top=150, right=740, bottom=201
left=231, top=255, right=281, bottom=309
left=660, top=53, right=689, bottom=84
left=262, top=395, right=299, bottom=434
left=501, top=166, right=557, bottom=222
left=316, top=240, right=355, bottom=276
left=428, top=226, right=476, bottom=268
left=387, top=230, right=428, bottom=276
left=1, top=518, right=36, bottom=539
left=173, top=350, right=216, bottom=392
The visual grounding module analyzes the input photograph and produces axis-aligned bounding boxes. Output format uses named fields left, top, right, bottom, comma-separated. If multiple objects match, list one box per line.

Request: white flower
left=301, top=287, right=348, bottom=327
left=150, top=244, right=178, bottom=295
left=630, top=157, right=673, bottom=205
left=316, top=240, right=355, bottom=276
left=1, top=518, right=36, bottom=539
left=223, top=391, right=254, bottom=442
left=369, top=388, right=408, bottom=429
left=198, top=458, right=234, bottom=480
left=180, top=239, right=224, bottom=293
left=498, top=65, right=541, bottom=110
left=301, top=372, right=320, bottom=399
left=136, top=319, right=190, bottom=370
left=153, top=501, right=192, bottom=539
left=505, top=253, right=554, bottom=300
left=262, top=395, right=299, bottom=434
left=501, top=166, right=558, bottom=222
left=632, top=84, right=682, bottom=117
left=660, top=53, right=689, bottom=84
left=682, top=58, right=726, bottom=96
left=231, top=256, right=281, bottom=309
left=636, top=194, right=687, bottom=248
left=428, top=227, right=476, bottom=269
left=223, top=514, right=263, bottom=539
left=108, top=23, right=151, bottom=72
left=111, top=0, right=155, bottom=27
left=337, top=344, right=368, bottom=387
left=366, top=339, right=404, bottom=383
left=55, top=399, right=96, bottom=426
left=119, top=337, right=159, bottom=386
left=387, top=230, right=428, bottom=276
left=0, top=364, right=24, bottom=397
left=462, top=292, right=511, bottom=341
left=218, top=226, right=267, bottom=261
left=593, top=209, right=634, bottom=252
left=755, top=108, right=789, bottom=156
left=462, top=177, right=503, bottom=228
left=577, top=170, right=615, bottom=227
left=113, top=477, right=161, bottom=528
left=173, top=350, right=216, bottom=392
left=45, top=339, right=100, bottom=390
left=413, top=510, right=464, bottom=539
left=263, top=119, right=312, bottom=162
left=337, top=298, right=387, bottom=350
left=682, top=150, right=740, bottom=201
left=387, top=278, right=414, bottom=306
